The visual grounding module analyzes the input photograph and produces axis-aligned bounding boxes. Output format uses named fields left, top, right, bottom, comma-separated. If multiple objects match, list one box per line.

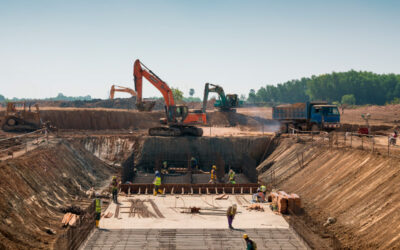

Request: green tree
left=171, top=87, right=183, bottom=102
left=189, top=88, right=195, bottom=97
left=248, top=89, right=257, bottom=103
left=0, top=94, right=5, bottom=102
left=341, top=94, right=356, bottom=105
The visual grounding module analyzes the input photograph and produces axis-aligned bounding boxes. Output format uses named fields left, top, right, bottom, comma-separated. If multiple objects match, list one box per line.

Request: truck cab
left=310, top=104, right=340, bottom=130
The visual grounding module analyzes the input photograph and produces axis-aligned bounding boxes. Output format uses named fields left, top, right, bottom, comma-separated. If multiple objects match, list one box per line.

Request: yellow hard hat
left=243, top=234, right=248, bottom=239
left=212, top=165, right=216, bottom=169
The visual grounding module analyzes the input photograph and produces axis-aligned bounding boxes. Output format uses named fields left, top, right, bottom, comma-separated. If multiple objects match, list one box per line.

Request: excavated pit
left=79, top=135, right=277, bottom=185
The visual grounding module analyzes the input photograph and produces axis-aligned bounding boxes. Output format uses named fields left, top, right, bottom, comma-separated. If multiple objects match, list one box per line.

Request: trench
left=80, top=135, right=277, bottom=185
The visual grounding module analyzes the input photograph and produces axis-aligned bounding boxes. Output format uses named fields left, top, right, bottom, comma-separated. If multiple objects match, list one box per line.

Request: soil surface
left=258, top=137, right=400, bottom=249
left=0, top=140, right=116, bottom=249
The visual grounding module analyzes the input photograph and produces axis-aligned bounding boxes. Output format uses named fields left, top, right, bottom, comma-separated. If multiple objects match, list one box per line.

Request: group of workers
left=209, top=165, right=236, bottom=184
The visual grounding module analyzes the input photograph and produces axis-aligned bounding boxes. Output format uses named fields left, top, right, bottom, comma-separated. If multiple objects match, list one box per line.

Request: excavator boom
left=203, top=83, right=239, bottom=112
left=133, top=59, right=206, bottom=136
left=134, top=60, right=174, bottom=107
left=109, top=85, right=137, bottom=99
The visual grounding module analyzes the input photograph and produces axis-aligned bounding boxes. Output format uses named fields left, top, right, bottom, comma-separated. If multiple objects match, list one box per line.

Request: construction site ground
left=0, top=104, right=399, bottom=249
left=81, top=195, right=307, bottom=249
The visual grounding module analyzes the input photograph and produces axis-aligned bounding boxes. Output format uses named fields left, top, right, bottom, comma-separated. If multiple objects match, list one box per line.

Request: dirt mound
left=258, top=138, right=400, bottom=249
left=207, top=111, right=277, bottom=128
left=0, top=140, right=115, bottom=249
left=37, top=109, right=278, bottom=131
left=40, top=109, right=163, bottom=130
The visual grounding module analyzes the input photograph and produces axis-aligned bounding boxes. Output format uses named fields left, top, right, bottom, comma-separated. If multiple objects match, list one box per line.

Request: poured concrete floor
left=82, top=195, right=308, bottom=249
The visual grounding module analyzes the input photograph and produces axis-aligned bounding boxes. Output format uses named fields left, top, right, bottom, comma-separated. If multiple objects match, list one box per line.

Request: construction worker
left=209, top=165, right=217, bottom=183
left=161, top=161, right=168, bottom=174
left=190, top=157, right=198, bottom=170
left=228, top=169, right=236, bottom=184
left=95, top=198, right=101, bottom=228
left=153, top=171, right=163, bottom=195
left=111, top=176, right=118, bottom=203
left=243, top=234, right=257, bottom=250
left=226, top=204, right=237, bottom=229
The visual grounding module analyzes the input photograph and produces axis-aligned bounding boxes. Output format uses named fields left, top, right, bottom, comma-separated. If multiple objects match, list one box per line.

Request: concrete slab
left=100, top=195, right=288, bottom=229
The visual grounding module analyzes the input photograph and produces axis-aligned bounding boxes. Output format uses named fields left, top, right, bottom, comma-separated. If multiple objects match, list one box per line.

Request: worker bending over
left=228, top=169, right=236, bottom=184
left=252, top=185, right=267, bottom=203
left=153, top=171, right=163, bottom=196
left=243, top=234, right=257, bottom=250
left=209, top=165, right=217, bottom=183
left=226, top=204, right=237, bottom=229
left=111, top=176, right=119, bottom=203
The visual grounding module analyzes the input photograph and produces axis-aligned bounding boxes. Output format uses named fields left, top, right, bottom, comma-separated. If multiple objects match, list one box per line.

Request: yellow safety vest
left=95, top=199, right=102, bottom=213
left=154, top=177, right=161, bottom=185
left=229, top=172, right=235, bottom=180
left=211, top=169, right=216, bottom=179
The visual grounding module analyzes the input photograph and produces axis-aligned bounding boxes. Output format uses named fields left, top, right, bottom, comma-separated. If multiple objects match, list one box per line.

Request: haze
left=1, top=0, right=399, bottom=99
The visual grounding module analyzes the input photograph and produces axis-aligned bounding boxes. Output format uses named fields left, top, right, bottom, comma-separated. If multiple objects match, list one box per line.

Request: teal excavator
left=202, top=83, right=241, bottom=112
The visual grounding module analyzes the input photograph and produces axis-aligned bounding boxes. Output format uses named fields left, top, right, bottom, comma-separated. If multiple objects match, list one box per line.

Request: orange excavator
left=133, top=59, right=206, bottom=136
left=109, top=85, right=137, bottom=99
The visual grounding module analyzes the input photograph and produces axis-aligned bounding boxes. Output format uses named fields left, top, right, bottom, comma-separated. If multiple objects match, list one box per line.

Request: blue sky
left=1, top=0, right=399, bottom=99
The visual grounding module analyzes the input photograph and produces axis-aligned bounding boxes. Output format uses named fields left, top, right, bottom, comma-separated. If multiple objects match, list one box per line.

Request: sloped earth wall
left=0, top=140, right=115, bottom=249
left=39, top=109, right=277, bottom=130
left=257, top=137, right=400, bottom=249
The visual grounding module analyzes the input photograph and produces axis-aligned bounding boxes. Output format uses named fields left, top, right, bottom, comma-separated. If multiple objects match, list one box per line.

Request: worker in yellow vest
left=153, top=171, right=163, bottom=195
left=95, top=198, right=101, bottom=228
left=209, top=165, right=217, bottom=183
left=228, top=169, right=236, bottom=184
left=226, top=204, right=237, bottom=229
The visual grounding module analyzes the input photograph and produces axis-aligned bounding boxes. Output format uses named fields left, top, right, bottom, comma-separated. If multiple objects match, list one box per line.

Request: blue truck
left=272, top=101, right=341, bottom=132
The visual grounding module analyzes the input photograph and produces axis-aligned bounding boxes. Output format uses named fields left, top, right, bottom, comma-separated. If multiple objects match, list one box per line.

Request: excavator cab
left=164, top=105, right=189, bottom=124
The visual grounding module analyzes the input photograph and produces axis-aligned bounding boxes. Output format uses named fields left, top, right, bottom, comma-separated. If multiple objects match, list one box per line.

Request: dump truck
left=273, top=102, right=340, bottom=132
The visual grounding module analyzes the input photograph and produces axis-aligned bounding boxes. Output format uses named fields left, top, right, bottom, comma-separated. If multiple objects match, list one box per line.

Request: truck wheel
left=311, top=124, right=320, bottom=132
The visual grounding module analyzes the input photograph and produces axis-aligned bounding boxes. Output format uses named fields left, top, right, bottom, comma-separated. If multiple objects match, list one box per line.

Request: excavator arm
left=203, top=83, right=228, bottom=111
left=133, top=59, right=175, bottom=107
left=109, top=85, right=137, bottom=99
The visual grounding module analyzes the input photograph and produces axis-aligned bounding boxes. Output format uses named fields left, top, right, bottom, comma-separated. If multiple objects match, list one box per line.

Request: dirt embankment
left=38, top=109, right=277, bottom=131
left=258, top=138, right=400, bottom=249
left=0, top=140, right=115, bottom=249
left=40, top=109, right=163, bottom=130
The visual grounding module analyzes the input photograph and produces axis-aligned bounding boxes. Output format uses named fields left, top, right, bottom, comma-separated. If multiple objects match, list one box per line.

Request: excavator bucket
left=136, top=101, right=156, bottom=112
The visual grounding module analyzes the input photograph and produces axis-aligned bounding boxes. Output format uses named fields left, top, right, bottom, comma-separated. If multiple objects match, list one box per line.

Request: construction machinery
left=109, top=85, right=137, bottom=99
left=202, top=83, right=241, bottom=112
left=133, top=59, right=206, bottom=136
left=273, top=102, right=341, bottom=132
left=1, top=102, right=42, bottom=132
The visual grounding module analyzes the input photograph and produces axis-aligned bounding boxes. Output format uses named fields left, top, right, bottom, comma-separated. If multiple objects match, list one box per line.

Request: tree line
left=248, top=70, right=400, bottom=105
left=0, top=93, right=92, bottom=103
